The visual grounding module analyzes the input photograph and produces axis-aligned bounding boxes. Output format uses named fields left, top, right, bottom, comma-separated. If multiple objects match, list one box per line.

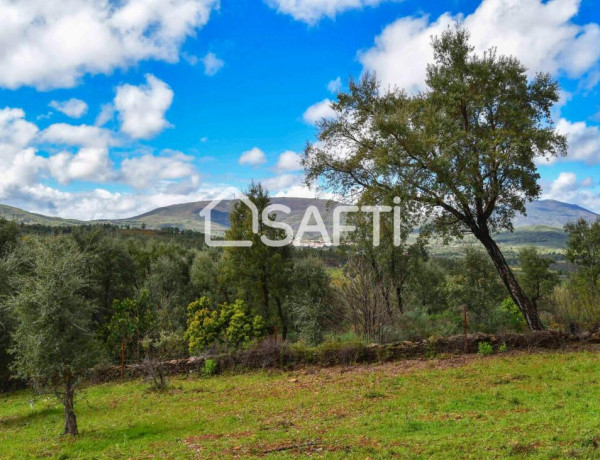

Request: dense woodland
left=2, top=28, right=599, bottom=438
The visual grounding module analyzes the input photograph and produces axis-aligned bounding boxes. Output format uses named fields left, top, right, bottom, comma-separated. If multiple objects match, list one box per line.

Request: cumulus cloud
left=49, top=98, right=88, bottom=118
left=48, top=148, right=114, bottom=184
left=262, top=173, right=304, bottom=191
left=201, top=52, right=225, bottom=76
left=239, top=147, right=267, bottom=167
left=114, top=74, right=174, bottom=139
left=0, top=106, right=211, bottom=219
left=303, top=99, right=336, bottom=125
left=538, top=118, right=600, bottom=165
left=360, top=0, right=600, bottom=92
left=275, top=150, right=303, bottom=172
left=120, top=151, right=198, bottom=190
left=264, top=0, right=386, bottom=24
left=0, top=0, right=218, bottom=89
left=39, top=123, right=114, bottom=148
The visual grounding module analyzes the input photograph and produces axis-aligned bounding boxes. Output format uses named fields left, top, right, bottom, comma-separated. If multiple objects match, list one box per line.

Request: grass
left=2, top=350, right=600, bottom=458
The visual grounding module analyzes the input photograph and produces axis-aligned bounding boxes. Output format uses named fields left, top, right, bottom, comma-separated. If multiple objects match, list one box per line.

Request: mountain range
left=1, top=198, right=598, bottom=249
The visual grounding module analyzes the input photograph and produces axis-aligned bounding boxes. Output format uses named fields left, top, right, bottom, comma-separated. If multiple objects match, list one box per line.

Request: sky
left=0, top=0, right=599, bottom=220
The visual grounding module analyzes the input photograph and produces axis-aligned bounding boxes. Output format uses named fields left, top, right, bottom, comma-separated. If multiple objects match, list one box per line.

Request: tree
left=8, top=237, right=101, bottom=436
left=518, top=247, right=558, bottom=310
left=222, top=183, right=293, bottom=339
left=105, top=290, right=156, bottom=367
left=287, top=257, right=333, bottom=345
left=0, top=218, right=20, bottom=391
left=564, top=218, right=600, bottom=284
left=445, top=247, right=508, bottom=332
left=303, top=28, right=566, bottom=330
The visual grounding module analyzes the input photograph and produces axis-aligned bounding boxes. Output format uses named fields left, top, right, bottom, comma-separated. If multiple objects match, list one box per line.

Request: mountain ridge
left=1, top=198, right=598, bottom=236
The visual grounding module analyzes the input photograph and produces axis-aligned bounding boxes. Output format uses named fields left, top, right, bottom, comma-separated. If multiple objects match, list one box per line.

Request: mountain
left=1, top=199, right=598, bottom=249
left=512, top=200, right=599, bottom=228
left=0, top=203, right=82, bottom=227
left=101, top=197, right=339, bottom=235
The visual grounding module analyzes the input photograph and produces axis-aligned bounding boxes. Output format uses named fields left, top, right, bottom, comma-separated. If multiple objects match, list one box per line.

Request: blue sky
left=0, top=0, right=599, bottom=220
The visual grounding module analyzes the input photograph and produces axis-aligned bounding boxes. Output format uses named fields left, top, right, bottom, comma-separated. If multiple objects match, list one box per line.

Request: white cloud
left=0, top=0, right=218, bottom=90
left=542, top=172, right=600, bottom=213
left=49, top=98, right=88, bottom=118
left=274, top=184, right=318, bottom=199
left=548, top=118, right=600, bottom=165
left=303, top=99, right=336, bottom=125
left=262, top=173, right=303, bottom=191
left=275, top=150, right=303, bottom=172
left=39, top=123, right=113, bottom=148
left=327, top=77, right=342, bottom=93
left=360, top=0, right=600, bottom=92
left=48, top=147, right=114, bottom=184
left=95, top=103, right=115, bottom=127
left=201, top=52, right=225, bottom=76
left=114, top=74, right=174, bottom=139
left=265, top=0, right=386, bottom=24
left=239, top=147, right=267, bottom=167
left=120, top=151, right=198, bottom=190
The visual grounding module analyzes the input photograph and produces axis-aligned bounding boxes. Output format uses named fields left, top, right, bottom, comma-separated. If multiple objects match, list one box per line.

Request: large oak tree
left=303, top=29, right=566, bottom=330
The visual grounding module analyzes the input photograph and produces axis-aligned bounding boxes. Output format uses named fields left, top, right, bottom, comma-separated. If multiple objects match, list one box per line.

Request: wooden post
left=274, top=324, right=279, bottom=368
left=121, top=339, right=126, bottom=378
left=463, top=305, right=468, bottom=353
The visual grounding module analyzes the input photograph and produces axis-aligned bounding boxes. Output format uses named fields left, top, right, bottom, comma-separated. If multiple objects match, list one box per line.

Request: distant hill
left=0, top=203, right=82, bottom=227
left=1, top=198, right=598, bottom=249
left=99, top=197, right=339, bottom=235
left=512, top=200, right=598, bottom=228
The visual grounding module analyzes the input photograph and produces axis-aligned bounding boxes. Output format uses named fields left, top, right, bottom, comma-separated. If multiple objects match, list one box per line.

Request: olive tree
left=303, top=29, right=566, bottom=330
left=8, top=237, right=101, bottom=436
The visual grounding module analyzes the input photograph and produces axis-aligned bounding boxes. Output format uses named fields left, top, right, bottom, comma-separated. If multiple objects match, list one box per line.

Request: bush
left=499, top=342, right=508, bottom=353
left=184, top=297, right=266, bottom=354
left=202, top=359, right=217, bottom=376
left=552, top=279, right=600, bottom=332
left=478, top=342, right=494, bottom=356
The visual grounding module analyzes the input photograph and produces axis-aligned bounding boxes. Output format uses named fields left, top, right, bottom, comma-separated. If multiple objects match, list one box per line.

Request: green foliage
left=222, top=182, right=293, bottom=338
left=518, top=247, right=558, bottom=308
left=501, top=298, right=527, bottom=332
left=105, top=290, right=156, bottom=363
left=287, top=257, right=333, bottom=346
left=7, top=237, right=102, bottom=434
left=552, top=278, right=600, bottom=332
left=303, top=28, right=566, bottom=330
left=445, top=248, right=507, bottom=332
left=8, top=237, right=102, bottom=389
left=184, top=297, right=266, bottom=354
left=564, top=218, right=600, bottom=283
left=478, top=342, right=494, bottom=356
left=499, top=343, right=508, bottom=353
left=202, top=359, right=217, bottom=376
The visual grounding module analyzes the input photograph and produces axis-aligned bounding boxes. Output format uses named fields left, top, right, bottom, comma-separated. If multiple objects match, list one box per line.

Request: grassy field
left=2, top=350, right=600, bottom=458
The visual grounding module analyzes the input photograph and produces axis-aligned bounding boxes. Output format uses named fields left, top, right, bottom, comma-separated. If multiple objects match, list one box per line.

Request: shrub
left=184, top=297, right=266, bottom=354
left=499, top=342, right=508, bottom=353
left=478, top=341, right=494, bottom=356
left=203, top=359, right=217, bottom=376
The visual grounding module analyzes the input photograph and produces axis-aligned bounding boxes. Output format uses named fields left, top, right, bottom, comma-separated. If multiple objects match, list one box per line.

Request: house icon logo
left=199, top=186, right=259, bottom=247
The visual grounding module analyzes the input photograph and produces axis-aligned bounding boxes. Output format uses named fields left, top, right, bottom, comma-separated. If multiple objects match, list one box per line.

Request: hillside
left=0, top=204, right=82, bottom=227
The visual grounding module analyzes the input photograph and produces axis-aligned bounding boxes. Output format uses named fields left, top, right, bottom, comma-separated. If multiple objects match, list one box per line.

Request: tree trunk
left=475, top=230, right=544, bottom=331
left=275, top=298, right=288, bottom=341
left=63, top=380, right=78, bottom=436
